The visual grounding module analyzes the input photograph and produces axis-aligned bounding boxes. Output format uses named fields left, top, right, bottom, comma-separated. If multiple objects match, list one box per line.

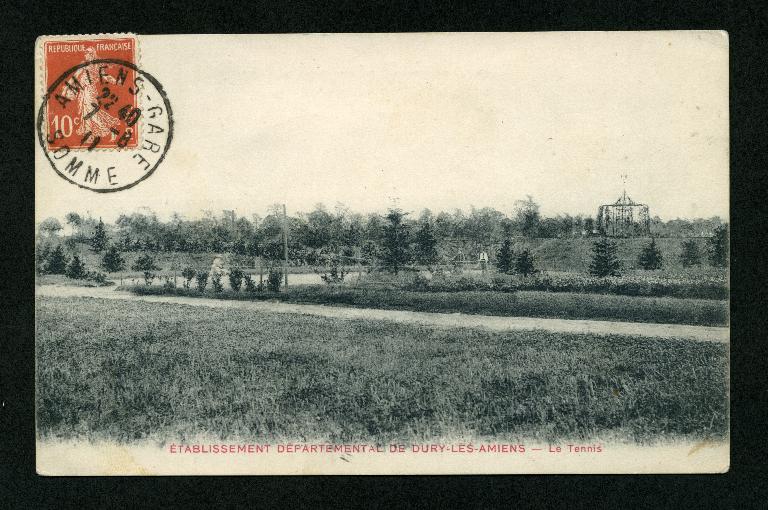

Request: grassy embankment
left=36, top=296, right=728, bottom=444
left=515, top=237, right=713, bottom=272
left=124, top=284, right=728, bottom=327
left=35, top=274, right=114, bottom=287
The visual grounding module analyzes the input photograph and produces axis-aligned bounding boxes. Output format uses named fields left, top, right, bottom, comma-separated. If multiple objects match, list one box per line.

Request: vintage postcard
left=35, top=32, right=729, bottom=475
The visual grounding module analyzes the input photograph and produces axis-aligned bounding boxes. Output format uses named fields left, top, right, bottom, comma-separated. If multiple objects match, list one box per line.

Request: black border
left=4, top=0, right=767, bottom=507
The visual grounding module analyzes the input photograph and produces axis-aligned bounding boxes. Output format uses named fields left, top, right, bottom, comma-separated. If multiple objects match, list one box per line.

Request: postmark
left=37, top=37, right=172, bottom=192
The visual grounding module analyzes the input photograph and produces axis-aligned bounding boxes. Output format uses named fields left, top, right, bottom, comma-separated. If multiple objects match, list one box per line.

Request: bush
left=381, top=209, right=411, bottom=273
left=515, top=249, right=537, bottom=277
left=243, top=273, right=258, bottom=292
left=496, top=240, right=514, bottom=274
left=123, top=284, right=727, bottom=326
left=396, top=271, right=728, bottom=300
left=86, top=271, right=108, bottom=285
left=162, top=276, right=176, bottom=290
left=65, top=255, right=87, bottom=279
left=228, top=268, right=244, bottom=292
left=320, top=259, right=346, bottom=285
left=90, top=219, right=108, bottom=253
left=36, top=242, right=53, bottom=273
left=708, top=225, right=728, bottom=268
left=101, top=245, right=126, bottom=273
left=196, top=271, right=209, bottom=292
left=680, top=240, right=702, bottom=267
left=44, top=246, right=68, bottom=274
left=181, top=267, right=196, bottom=289
left=638, top=238, right=663, bottom=270
left=589, top=237, right=622, bottom=277
left=211, top=272, right=224, bottom=293
left=267, top=268, right=283, bottom=292
left=132, top=253, right=160, bottom=285
left=411, top=273, right=431, bottom=291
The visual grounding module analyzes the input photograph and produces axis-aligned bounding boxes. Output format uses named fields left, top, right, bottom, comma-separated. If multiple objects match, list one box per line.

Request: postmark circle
left=37, top=58, right=173, bottom=192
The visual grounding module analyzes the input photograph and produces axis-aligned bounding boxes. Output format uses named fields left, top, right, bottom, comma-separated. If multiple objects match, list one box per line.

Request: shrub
left=142, top=271, right=156, bottom=286
left=589, top=237, right=622, bottom=277
left=229, top=268, right=244, bottom=292
left=638, top=238, right=664, bottom=270
left=162, top=276, right=176, bottom=290
left=414, top=221, right=438, bottom=265
left=243, top=273, right=258, bottom=292
left=320, top=258, right=346, bottom=284
left=181, top=266, right=196, bottom=289
left=132, top=253, right=160, bottom=285
left=680, top=240, right=702, bottom=267
left=708, top=225, right=729, bottom=268
left=196, top=271, right=209, bottom=292
left=450, top=256, right=465, bottom=275
left=381, top=209, right=411, bottom=273
left=496, top=239, right=514, bottom=274
left=86, top=271, right=108, bottom=285
left=211, top=272, right=224, bottom=293
left=267, top=268, right=283, bottom=292
left=101, top=245, right=126, bottom=273
left=90, top=218, right=108, bottom=253
left=36, top=242, right=53, bottom=273
left=411, top=273, right=431, bottom=291
left=65, top=255, right=87, bottom=279
left=44, top=246, right=68, bottom=274
left=515, top=249, right=537, bottom=277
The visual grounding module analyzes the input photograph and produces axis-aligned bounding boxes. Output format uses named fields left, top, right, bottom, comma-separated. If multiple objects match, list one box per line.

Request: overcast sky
left=36, top=32, right=729, bottom=223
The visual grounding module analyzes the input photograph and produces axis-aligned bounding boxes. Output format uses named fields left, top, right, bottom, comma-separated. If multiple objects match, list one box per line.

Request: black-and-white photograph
left=34, top=31, right=729, bottom=474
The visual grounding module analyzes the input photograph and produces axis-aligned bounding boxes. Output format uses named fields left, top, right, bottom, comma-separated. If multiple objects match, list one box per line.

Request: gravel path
left=36, top=284, right=729, bottom=342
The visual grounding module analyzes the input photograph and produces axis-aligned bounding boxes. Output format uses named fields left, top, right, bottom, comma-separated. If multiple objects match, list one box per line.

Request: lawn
left=124, top=284, right=729, bottom=326
left=36, top=274, right=114, bottom=287
left=36, top=296, right=728, bottom=444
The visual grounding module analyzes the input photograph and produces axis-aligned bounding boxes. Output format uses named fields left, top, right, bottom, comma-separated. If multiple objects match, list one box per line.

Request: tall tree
left=101, top=245, right=126, bottom=272
left=39, top=217, right=63, bottom=238
left=381, top=209, right=411, bottom=273
left=496, top=239, right=514, bottom=274
left=66, top=255, right=87, bottom=279
left=132, top=253, right=160, bottom=285
left=583, top=217, right=595, bottom=236
left=44, top=245, right=68, bottom=274
left=414, top=221, right=438, bottom=265
left=637, top=238, right=663, bottom=270
left=680, top=239, right=702, bottom=267
left=589, top=237, right=622, bottom=277
left=515, top=249, right=537, bottom=277
left=65, top=212, right=82, bottom=228
left=90, top=218, right=108, bottom=253
left=708, top=225, right=729, bottom=267
left=514, top=195, right=541, bottom=238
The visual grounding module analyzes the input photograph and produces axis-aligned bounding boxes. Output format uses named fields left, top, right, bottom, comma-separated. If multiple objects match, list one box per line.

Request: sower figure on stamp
left=62, top=47, right=121, bottom=142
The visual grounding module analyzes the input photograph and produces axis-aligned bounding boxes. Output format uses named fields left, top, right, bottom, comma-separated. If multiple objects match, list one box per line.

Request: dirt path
left=36, top=284, right=729, bottom=342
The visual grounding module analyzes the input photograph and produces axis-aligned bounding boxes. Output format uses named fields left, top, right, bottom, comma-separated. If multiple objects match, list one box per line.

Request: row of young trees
left=38, top=215, right=729, bottom=281
left=490, top=226, right=728, bottom=279
left=39, top=226, right=728, bottom=289
left=585, top=228, right=729, bottom=277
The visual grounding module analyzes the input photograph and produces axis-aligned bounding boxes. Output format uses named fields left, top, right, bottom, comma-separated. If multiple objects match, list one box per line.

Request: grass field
left=36, top=296, right=728, bottom=444
left=125, top=285, right=729, bottom=326
left=36, top=274, right=114, bottom=287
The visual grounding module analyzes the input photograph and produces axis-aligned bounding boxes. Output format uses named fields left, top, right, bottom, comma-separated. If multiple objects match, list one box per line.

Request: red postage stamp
left=43, top=37, right=139, bottom=150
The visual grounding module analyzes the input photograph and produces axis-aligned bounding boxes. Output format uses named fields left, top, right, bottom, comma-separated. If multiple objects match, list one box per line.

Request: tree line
left=36, top=199, right=727, bottom=268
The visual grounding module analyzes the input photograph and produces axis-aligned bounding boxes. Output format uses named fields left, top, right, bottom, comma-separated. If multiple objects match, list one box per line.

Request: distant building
left=596, top=191, right=650, bottom=237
